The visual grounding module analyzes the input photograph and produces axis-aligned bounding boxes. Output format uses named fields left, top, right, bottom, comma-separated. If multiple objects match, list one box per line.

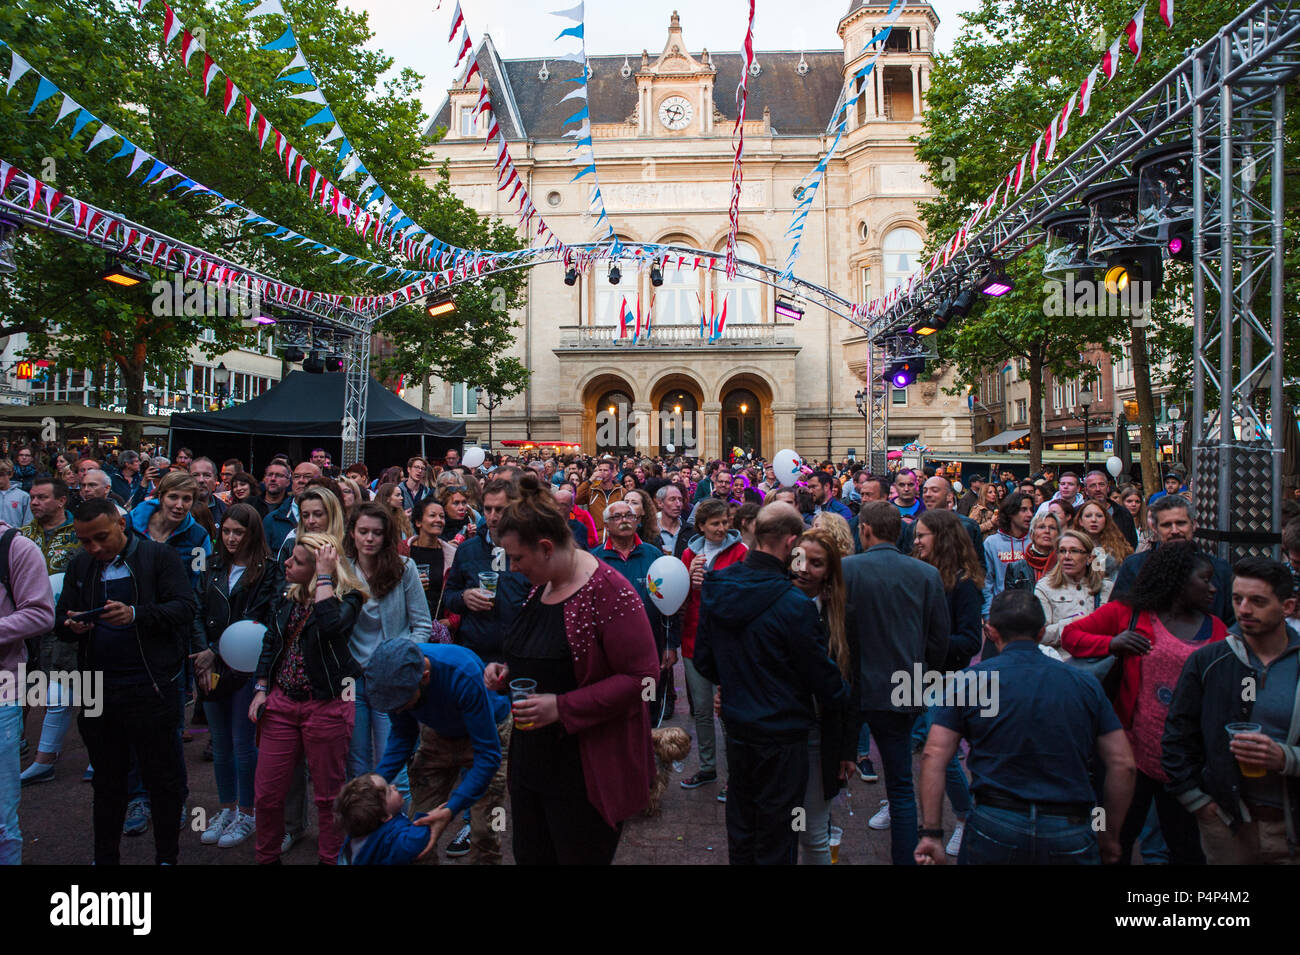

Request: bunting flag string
left=723, top=0, right=756, bottom=280
left=551, top=2, right=615, bottom=246
left=0, top=37, right=440, bottom=285
left=856, top=0, right=1175, bottom=317
left=780, top=0, right=905, bottom=282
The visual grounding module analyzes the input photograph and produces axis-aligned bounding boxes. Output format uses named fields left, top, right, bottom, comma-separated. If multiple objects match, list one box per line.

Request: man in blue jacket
left=366, top=639, right=509, bottom=865
left=695, top=502, right=852, bottom=865
left=594, top=500, right=680, bottom=725
left=443, top=479, right=529, bottom=664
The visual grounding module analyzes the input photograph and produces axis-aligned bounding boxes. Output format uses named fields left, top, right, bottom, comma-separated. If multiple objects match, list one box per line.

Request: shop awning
left=976, top=428, right=1031, bottom=448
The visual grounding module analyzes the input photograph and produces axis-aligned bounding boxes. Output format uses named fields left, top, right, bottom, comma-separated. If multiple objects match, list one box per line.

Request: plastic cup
left=829, top=826, right=843, bottom=864
left=1226, top=722, right=1266, bottom=778
left=510, top=677, right=537, bottom=730
left=415, top=563, right=431, bottom=589
left=478, top=571, right=499, bottom=600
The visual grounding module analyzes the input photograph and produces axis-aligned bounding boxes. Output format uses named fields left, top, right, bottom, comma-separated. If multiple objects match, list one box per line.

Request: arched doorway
left=581, top=373, right=638, bottom=454
left=651, top=373, right=704, bottom=457
left=722, top=388, right=761, bottom=459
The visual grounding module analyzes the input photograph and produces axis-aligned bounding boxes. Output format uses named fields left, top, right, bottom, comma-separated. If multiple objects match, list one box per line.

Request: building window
left=1015, top=399, right=1027, bottom=424
left=452, top=382, right=478, bottom=416
left=1052, top=381, right=1063, bottom=412
left=1015, top=358, right=1028, bottom=376
left=714, top=240, right=762, bottom=324
left=881, top=227, right=924, bottom=293
left=460, top=107, right=477, bottom=137
left=653, top=250, right=699, bottom=327
left=891, top=385, right=908, bottom=406
left=861, top=267, right=872, bottom=303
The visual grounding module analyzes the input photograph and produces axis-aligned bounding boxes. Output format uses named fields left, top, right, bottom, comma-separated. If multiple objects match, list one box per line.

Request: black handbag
left=1065, top=603, right=1138, bottom=702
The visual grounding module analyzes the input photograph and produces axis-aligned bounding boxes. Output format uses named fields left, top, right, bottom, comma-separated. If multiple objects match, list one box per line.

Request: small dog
left=646, top=727, right=692, bottom=816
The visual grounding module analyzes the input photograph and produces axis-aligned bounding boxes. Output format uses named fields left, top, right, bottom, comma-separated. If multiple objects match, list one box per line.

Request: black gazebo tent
left=167, top=372, right=464, bottom=473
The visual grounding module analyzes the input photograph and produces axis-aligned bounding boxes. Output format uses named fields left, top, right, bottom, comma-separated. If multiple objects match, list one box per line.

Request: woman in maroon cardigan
left=485, top=473, right=659, bottom=864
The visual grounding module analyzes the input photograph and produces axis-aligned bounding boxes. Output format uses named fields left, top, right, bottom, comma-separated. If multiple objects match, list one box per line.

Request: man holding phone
left=55, top=499, right=196, bottom=865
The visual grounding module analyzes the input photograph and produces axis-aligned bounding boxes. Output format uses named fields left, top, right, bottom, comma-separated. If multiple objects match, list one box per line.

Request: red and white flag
left=1030, top=134, right=1042, bottom=180
left=1126, top=4, right=1147, bottom=60
left=1013, top=152, right=1027, bottom=194
left=1159, top=0, right=1173, bottom=28
left=1058, top=92, right=1077, bottom=143
left=162, top=4, right=183, bottom=48
left=1044, top=117, right=1057, bottom=162
left=447, top=1, right=464, bottom=42
left=1102, top=35, right=1123, bottom=82
left=202, top=55, right=220, bottom=96
left=1079, top=65, right=1100, bottom=116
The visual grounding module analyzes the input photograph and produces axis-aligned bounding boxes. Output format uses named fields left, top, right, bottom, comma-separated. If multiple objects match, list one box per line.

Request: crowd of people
left=0, top=437, right=1297, bottom=866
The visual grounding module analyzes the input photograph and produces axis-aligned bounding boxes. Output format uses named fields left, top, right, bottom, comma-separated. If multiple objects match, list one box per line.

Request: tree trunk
left=1129, top=319, right=1160, bottom=498
left=116, top=328, right=148, bottom=451
left=488, top=401, right=494, bottom=451
left=1027, top=346, right=1045, bottom=473
left=421, top=372, right=432, bottom=414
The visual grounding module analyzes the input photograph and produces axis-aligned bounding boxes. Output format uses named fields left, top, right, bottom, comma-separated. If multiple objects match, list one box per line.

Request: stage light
left=1167, top=236, right=1184, bottom=256
left=885, top=357, right=925, bottom=388
left=608, top=263, right=621, bottom=285
left=303, top=350, right=326, bottom=374
left=102, top=257, right=148, bottom=287
left=1133, top=140, right=1194, bottom=247
left=325, top=353, right=346, bottom=372
left=282, top=345, right=306, bottom=363
left=976, top=262, right=1014, bottom=297
left=774, top=297, right=805, bottom=321
left=951, top=287, right=977, bottom=317
left=426, top=298, right=456, bottom=318
left=564, top=267, right=578, bottom=286
left=1041, top=207, right=1103, bottom=278
left=1104, top=247, right=1163, bottom=296
left=650, top=262, right=664, bottom=287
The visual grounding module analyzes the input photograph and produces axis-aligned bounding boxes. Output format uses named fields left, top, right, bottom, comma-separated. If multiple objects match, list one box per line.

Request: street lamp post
left=854, top=388, right=869, bottom=461
left=1079, top=386, right=1093, bottom=469
left=213, top=362, right=230, bottom=410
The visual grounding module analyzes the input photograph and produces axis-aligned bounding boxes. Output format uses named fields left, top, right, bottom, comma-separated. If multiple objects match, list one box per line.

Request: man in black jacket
left=695, top=502, right=852, bottom=865
left=1163, top=557, right=1300, bottom=864
left=56, top=499, right=197, bottom=865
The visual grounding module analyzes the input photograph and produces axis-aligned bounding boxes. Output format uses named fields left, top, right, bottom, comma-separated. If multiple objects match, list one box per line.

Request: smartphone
left=70, top=606, right=109, bottom=622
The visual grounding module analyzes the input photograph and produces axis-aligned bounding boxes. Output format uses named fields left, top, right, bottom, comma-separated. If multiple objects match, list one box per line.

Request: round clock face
left=658, top=95, right=693, bottom=131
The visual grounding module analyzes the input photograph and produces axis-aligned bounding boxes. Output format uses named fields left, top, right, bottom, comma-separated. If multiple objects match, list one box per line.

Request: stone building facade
left=412, top=2, right=970, bottom=462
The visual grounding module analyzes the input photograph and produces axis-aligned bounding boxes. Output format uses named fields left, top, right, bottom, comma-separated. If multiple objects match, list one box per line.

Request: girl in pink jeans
left=249, top=533, right=367, bottom=864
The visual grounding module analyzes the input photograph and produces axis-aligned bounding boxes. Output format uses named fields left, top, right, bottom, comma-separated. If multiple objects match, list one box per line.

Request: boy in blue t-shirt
left=335, top=774, right=440, bottom=865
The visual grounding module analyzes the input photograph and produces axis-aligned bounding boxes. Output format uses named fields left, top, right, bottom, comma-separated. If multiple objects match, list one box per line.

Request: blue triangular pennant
left=29, top=76, right=58, bottom=114
left=260, top=27, right=297, bottom=51
left=303, top=106, right=334, bottom=127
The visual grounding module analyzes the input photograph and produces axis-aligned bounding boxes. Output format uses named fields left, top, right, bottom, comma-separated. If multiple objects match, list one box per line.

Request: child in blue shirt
left=335, top=774, right=440, bottom=865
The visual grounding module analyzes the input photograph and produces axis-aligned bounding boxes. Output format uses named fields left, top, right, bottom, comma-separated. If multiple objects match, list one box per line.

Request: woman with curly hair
left=624, top=487, right=660, bottom=546
left=1063, top=541, right=1228, bottom=865
left=791, top=527, right=857, bottom=864
left=968, top=482, right=1001, bottom=539
left=1073, top=500, right=1133, bottom=576
left=812, top=510, right=854, bottom=560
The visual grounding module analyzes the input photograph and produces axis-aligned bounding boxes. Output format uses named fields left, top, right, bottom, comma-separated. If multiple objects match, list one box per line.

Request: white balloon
left=1106, top=455, right=1124, bottom=478
left=49, top=573, right=64, bottom=605
left=665, top=443, right=675, bottom=454
left=219, top=620, right=269, bottom=674
left=646, top=554, right=690, bottom=616
left=773, top=449, right=803, bottom=487
left=461, top=446, right=486, bottom=470
left=952, top=480, right=964, bottom=495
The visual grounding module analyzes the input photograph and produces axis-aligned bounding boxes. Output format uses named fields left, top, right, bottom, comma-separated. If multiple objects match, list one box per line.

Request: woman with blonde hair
left=274, top=485, right=348, bottom=563
left=1034, top=529, right=1114, bottom=656
left=968, top=481, right=1001, bottom=538
left=336, top=475, right=367, bottom=517
left=1073, top=499, right=1132, bottom=576
left=811, top=510, right=854, bottom=559
left=249, top=532, right=367, bottom=864
left=791, top=527, right=857, bottom=864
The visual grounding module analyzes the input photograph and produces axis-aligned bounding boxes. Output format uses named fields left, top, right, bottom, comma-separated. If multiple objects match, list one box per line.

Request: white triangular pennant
left=55, top=94, right=80, bottom=125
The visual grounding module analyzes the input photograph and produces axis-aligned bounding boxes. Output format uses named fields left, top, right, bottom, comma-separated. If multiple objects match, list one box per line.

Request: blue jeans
left=798, top=727, right=834, bottom=865
left=204, top=680, right=259, bottom=809
left=348, top=676, right=409, bottom=799
left=914, top=710, right=972, bottom=817
left=0, top=704, right=21, bottom=865
left=863, top=709, right=918, bottom=866
left=959, top=804, right=1100, bottom=865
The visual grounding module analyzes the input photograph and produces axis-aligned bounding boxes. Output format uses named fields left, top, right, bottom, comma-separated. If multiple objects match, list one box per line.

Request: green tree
left=0, top=0, right=520, bottom=445
left=912, top=0, right=1295, bottom=487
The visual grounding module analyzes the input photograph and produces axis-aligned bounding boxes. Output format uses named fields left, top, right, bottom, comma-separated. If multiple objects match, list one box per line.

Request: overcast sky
left=345, top=0, right=982, bottom=121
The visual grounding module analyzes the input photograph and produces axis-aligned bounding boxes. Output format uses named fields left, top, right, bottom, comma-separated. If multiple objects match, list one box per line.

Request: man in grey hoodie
left=982, top=492, right=1034, bottom=615
left=0, top=460, right=32, bottom=529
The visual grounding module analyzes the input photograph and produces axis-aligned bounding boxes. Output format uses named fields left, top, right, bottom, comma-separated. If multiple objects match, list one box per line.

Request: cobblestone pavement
left=16, top=662, right=957, bottom=865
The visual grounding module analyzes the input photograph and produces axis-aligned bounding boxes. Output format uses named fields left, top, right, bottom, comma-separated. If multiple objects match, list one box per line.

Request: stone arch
left=716, top=369, right=779, bottom=459
left=580, top=371, right=640, bottom=457
left=649, top=371, right=707, bottom=457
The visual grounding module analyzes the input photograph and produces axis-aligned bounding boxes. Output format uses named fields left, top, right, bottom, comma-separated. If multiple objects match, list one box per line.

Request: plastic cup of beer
left=1226, top=722, right=1266, bottom=778
left=478, top=571, right=499, bottom=602
left=829, top=826, right=843, bottom=864
left=415, top=563, right=431, bottom=589
left=510, top=678, right=537, bottom=730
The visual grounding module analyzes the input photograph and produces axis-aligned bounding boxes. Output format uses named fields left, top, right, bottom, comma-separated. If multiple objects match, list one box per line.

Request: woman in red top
left=678, top=498, right=748, bottom=793
left=485, top=473, right=659, bottom=864
left=1062, top=541, right=1227, bottom=865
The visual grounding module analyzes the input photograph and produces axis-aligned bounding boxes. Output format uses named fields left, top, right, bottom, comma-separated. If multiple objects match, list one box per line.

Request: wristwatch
left=918, top=827, right=945, bottom=840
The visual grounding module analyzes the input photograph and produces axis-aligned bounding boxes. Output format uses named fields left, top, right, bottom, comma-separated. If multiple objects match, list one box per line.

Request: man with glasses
left=263, top=460, right=317, bottom=556
left=400, top=457, right=430, bottom=514
left=594, top=502, right=679, bottom=725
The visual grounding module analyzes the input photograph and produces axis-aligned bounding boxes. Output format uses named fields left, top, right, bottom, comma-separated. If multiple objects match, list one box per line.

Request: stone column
left=874, top=66, right=886, bottom=119
left=772, top=401, right=797, bottom=453
left=632, top=402, right=654, bottom=456
left=911, top=64, right=921, bottom=118
left=558, top=402, right=584, bottom=449
left=701, top=401, right=722, bottom=461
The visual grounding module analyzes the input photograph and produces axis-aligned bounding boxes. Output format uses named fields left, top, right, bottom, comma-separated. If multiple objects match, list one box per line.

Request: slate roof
left=426, top=41, right=848, bottom=142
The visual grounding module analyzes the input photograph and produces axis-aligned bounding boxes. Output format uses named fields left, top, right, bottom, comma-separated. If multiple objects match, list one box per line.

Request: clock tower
left=635, top=11, right=716, bottom=136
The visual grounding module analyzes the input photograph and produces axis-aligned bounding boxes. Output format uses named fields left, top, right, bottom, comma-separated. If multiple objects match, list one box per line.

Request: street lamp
left=1079, top=385, right=1094, bottom=468
left=213, top=362, right=231, bottom=409
left=854, top=387, right=869, bottom=459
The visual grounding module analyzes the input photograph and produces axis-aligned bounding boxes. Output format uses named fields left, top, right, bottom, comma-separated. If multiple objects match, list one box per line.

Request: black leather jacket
left=255, top=590, right=363, bottom=700
left=191, top=553, right=282, bottom=653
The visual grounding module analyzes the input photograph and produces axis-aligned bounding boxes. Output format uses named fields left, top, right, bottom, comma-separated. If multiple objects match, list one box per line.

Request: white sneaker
left=281, top=831, right=301, bottom=855
left=200, top=808, right=235, bottom=845
left=868, top=799, right=891, bottom=830
left=218, top=811, right=256, bottom=848
left=945, top=823, right=964, bottom=857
